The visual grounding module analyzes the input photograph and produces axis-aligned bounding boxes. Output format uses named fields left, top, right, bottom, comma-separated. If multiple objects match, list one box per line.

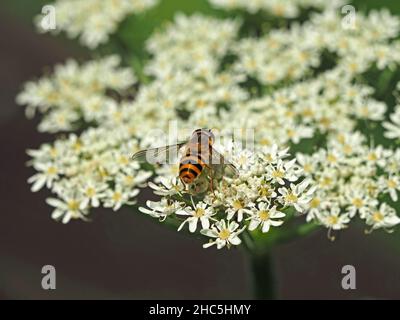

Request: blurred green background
left=1, top=0, right=400, bottom=299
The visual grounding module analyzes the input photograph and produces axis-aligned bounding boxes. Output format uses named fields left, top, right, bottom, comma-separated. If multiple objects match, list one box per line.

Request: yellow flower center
left=233, top=200, right=244, bottom=210
left=258, top=210, right=270, bottom=221
left=372, top=211, right=384, bottom=222
left=218, top=229, right=231, bottom=240
left=298, top=51, right=309, bottom=62
left=368, top=152, right=377, bottom=161
left=343, top=144, right=353, bottom=154
left=327, top=215, right=339, bottom=225
left=118, top=155, right=129, bottom=165
left=361, top=106, right=370, bottom=117
left=259, top=138, right=271, bottom=146
left=327, top=154, right=337, bottom=163
left=272, top=170, right=284, bottom=178
left=272, top=4, right=285, bottom=16
left=73, top=141, right=82, bottom=152
left=346, top=89, right=357, bottom=98
left=349, top=62, right=358, bottom=72
left=367, top=183, right=377, bottom=195
left=310, top=198, right=320, bottom=208
left=86, top=187, right=96, bottom=197
left=258, top=185, right=272, bottom=197
left=56, top=114, right=66, bottom=124
left=113, top=111, right=122, bottom=121
left=112, top=192, right=122, bottom=202
left=285, top=111, right=295, bottom=118
left=194, top=208, right=205, bottom=218
left=50, top=147, right=58, bottom=158
left=319, top=117, right=331, bottom=128
left=98, top=167, right=109, bottom=179
left=237, top=155, right=248, bottom=166
left=47, top=91, right=59, bottom=103
left=286, top=129, right=295, bottom=138
left=124, top=175, right=134, bottom=186
left=285, top=193, right=298, bottom=203
left=352, top=198, right=363, bottom=208
left=337, top=134, right=346, bottom=144
left=264, top=154, right=273, bottom=162
left=46, top=166, right=57, bottom=175
left=320, top=177, right=332, bottom=187
left=196, top=99, right=206, bottom=108
left=163, top=99, right=173, bottom=108
left=302, top=108, right=314, bottom=117
left=387, top=179, right=397, bottom=189
left=67, top=200, right=80, bottom=211
left=265, top=70, right=277, bottom=82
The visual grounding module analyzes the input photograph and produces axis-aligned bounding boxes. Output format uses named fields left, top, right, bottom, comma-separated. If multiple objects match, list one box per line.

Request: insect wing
left=132, top=142, right=186, bottom=165
left=210, top=147, right=239, bottom=177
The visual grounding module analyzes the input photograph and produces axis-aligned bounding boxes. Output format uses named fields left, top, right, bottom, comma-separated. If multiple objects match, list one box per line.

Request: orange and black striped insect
left=131, top=129, right=238, bottom=192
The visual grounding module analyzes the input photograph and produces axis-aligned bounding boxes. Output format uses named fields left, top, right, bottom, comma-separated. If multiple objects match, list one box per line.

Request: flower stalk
left=243, top=215, right=320, bottom=299
left=249, top=250, right=276, bottom=300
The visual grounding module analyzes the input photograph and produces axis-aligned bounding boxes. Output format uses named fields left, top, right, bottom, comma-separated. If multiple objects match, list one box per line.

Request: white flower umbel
left=139, top=144, right=316, bottom=249
left=36, top=0, right=159, bottom=48
left=19, top=5, right=400, bottom=243
left=26, top=126, right=152, bottom=222
left=298, top=132, right=400, bottom=235
left=17, top=56, right=136, bottom=132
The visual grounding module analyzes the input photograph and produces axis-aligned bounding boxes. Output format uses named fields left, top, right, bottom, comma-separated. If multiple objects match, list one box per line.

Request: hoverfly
left=132, top=129, right=238, bottom=193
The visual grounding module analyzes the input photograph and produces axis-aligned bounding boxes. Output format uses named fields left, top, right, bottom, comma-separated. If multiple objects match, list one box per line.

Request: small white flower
left=226, top=196, right=251, bottom=222
left=247, top=202, right=285, bottom=233
left=319, top=206, right=350, bottom=232
left=103, top=186, right=138, bottom=211
left=79, top=180, right=107, bottom=208
left=345, top=189, right=376, bottom=218
left=148, top=176, right=184, bottom=196
left=28, top=162, right=60, bottom=192
left=260, top=144, right=289, bottom=164
left=176, top=202, right=215, bottom=233
left=364, top=203, right=400, bottom=231
left=267, top=159, right=298, bottom=185
left=201, top=220, right=245, bottom=249
left=139, top=198, right=183, bottom=221
left=46, top=196, right=88, bottom=224
left=306, top=196, right=328, bottom=222
left=278, top=180, right=315, bottom=212
left=35, top=0, right=159, bottom=48
left=250, top=178, right=278, bottom=201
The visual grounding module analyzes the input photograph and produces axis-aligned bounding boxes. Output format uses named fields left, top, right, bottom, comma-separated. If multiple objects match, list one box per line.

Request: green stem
left=245, top=221, right=320, bottom=300
left=249, top=250, right=276, bottom=300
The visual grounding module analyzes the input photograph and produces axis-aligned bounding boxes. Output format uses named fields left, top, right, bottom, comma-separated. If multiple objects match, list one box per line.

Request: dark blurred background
left=1, top=0, right=400, bottom=300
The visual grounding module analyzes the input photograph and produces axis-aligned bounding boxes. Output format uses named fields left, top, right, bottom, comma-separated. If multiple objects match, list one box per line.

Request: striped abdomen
left=179, top=152, right=207, bottom=184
